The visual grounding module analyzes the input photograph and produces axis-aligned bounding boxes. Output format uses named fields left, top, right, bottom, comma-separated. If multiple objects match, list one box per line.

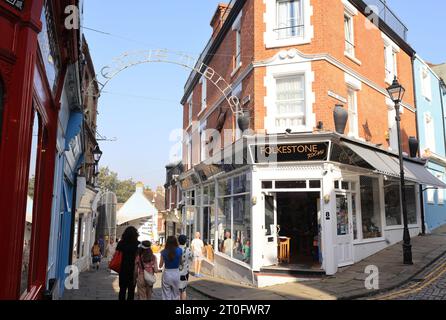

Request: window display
left=360, top=176, right=382, bottom=239
left=217, top=173, right=251, bottom=265
left=384, top=179, right=403, bottom=226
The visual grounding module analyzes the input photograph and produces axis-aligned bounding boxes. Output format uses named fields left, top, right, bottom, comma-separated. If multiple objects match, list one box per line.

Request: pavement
left=188, top=225, right=446, bottom=300
left=62, top=261, right=209, bottom=300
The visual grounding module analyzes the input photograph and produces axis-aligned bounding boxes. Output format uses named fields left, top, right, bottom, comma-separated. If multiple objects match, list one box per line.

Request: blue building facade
left=46, top=64, right=85, bottom=299
left=413, top=55, right=446, bottom=232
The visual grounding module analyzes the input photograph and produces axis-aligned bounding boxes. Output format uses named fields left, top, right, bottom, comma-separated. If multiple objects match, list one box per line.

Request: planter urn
left=333, top=104, right=348, bottom=135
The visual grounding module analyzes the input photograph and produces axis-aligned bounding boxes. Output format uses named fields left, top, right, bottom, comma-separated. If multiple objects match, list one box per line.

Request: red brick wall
left=182, top=0, right=417, bottom=164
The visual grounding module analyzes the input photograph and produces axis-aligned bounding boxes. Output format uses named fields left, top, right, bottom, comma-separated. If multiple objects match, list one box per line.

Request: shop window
left=360, top=176, right=382, bottom=239
left=22, top=110, right=41, bottom=295
left=276, top=0, right=304, bottom=39
left=276, top=180, right=306, bottom=189
left=262, top=181, right=273, bottom=189
left=217, top=174, right=251, bottom=265
left=352, top=193, right=358, bottom=240
left=384, top=179, right=402, bottom=226
left=309, top=180, right=321, bottom=189
left=406, top=185, right=417, bottom=225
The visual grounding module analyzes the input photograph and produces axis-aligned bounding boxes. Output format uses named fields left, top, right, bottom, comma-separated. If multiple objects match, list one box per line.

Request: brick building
left=177, top=0, right=446, bottom=286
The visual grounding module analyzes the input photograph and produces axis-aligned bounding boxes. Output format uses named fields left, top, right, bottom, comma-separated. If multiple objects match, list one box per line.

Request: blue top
left=161, top=247, right=183, bottom=269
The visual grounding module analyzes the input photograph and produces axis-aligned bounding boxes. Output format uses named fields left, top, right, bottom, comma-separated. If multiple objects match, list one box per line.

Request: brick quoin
left=182, top=0, right=417, bottom=165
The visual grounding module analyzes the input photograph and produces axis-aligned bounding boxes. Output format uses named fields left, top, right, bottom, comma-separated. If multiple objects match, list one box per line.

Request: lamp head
left=387, top=77, right=405, bottom=104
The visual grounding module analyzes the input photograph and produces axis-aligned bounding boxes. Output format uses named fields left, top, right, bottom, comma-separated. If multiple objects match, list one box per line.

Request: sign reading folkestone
left=252, top=142, right=329, bottom=163
left=4, top=0, right=24, bottom=11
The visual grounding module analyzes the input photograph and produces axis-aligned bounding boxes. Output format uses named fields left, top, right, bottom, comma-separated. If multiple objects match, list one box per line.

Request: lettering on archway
left=86, top=49, right=242, bottom=115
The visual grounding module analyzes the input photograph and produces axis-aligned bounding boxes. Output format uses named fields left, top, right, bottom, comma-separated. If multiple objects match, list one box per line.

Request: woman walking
left=116, top=227, right=140, bottom=300
left=91, top=241, right=102, bottom=271
left=135, top=241, right=159, bottom=300
left=159, top=236, right=182, bottom=300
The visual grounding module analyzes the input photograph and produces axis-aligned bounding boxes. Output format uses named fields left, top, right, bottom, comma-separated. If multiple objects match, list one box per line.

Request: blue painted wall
left=413, top=55, right=446, bottom=232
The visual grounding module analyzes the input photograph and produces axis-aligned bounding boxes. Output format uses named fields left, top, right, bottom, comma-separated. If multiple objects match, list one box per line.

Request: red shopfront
left=0, top=0, right=79, bottom=300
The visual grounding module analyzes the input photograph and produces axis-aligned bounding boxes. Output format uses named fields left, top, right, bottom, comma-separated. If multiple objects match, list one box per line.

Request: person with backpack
left=116, top=227, right=140, bottom=300
left=159, top=236, right=183, bottom=300
left=91, top=241, right=102, bottom=271
left=135, top=240, right=159, bottom=300
left=178, top=235, right=193, bottom=300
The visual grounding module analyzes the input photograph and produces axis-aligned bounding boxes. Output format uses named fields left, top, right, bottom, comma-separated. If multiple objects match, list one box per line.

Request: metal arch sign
left=86, top=49, right=242, bottom=115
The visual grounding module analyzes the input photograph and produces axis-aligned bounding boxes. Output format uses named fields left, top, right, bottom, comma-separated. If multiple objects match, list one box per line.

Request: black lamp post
left=386, top=77, right=413, bottom=265
left=93, top=145, right=103, bottom=164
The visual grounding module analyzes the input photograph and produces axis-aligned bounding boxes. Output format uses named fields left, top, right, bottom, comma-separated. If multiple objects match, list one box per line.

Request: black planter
left=408, top=136, right=419, bottom=158
left=333, top=104, right=348, bottom=134
left=237, top=110, right=250, bottom=132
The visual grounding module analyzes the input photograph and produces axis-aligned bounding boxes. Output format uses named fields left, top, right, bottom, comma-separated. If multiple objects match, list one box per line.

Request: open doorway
left=276, top=192, right=321, bottom=269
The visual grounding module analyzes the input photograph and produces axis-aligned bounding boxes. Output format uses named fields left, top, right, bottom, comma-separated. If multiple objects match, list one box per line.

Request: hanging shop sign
left=252, top=142, right=330, bottom=163
left=3, top=0, right=24, bottom=11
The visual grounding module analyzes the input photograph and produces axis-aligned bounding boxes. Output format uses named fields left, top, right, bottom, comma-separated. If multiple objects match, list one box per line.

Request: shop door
left=335, top=194, right=354, bottom=267
left=263, top=194, right=278, bottom=266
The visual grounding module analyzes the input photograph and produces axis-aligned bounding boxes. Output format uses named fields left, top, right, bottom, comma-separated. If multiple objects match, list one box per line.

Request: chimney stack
left=210, top=3, right=230, bottom=38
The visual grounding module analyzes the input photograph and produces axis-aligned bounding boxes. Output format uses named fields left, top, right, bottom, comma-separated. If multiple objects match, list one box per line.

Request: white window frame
left=427, top=186, right=436, bottom=204
left=274, top=74, right=306, bottom=131
left=232, top=83, right=243, bottom=141
left=232, top=11, right=242, bottom=75
left=344, top=13, right=355, bottom=58
left=199, top=121, right=207, bottom=162
left=383, top=34, right=400, bottom=85
left=421, top=66, right=432, bottom=101
left=200, top=77, right=207, bottom=112
left=264, top=0, right=314, bottom=48
left=264, top=61, right=315, bottom=134
left=347, top=87, right=359, bottom=138
left=424, top=112, right=436, bottom=154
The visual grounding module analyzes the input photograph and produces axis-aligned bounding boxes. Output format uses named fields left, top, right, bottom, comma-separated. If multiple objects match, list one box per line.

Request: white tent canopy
left=116, top=183, right=158, bottom=225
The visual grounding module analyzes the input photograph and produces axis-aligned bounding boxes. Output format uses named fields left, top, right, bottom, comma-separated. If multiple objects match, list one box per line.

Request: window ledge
left=231, top=62, right=243, bottom=78
left=353, top=237, right=386, bottom=245
left=344, top=52, right=362, bottom=66
left=265, top=37, right=311, bottom=49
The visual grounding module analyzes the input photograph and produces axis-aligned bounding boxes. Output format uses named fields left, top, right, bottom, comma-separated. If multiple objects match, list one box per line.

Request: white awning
left=343, top=142, right=446, bottom=188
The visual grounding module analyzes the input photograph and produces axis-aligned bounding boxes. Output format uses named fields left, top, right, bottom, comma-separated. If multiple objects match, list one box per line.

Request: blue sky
left=83, top=0, right=445, bottom=190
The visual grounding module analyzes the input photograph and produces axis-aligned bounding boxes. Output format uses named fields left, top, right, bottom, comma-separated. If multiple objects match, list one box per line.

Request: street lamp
left=386, top=77, right=413, bottom=265
left=93, top=145, right=103, bottom=164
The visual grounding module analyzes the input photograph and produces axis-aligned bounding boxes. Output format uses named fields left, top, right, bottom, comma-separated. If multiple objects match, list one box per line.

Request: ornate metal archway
left=86, top=49, right=242, bottom=115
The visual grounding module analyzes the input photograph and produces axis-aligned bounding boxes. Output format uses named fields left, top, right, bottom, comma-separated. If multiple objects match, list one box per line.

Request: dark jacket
left=116, top=240, right=139, bottom=284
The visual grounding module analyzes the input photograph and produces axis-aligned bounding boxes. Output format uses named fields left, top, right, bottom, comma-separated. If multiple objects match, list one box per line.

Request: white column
left=321, top=163, right=338, bottom=275
left=251, top=167, right=263, bottom=272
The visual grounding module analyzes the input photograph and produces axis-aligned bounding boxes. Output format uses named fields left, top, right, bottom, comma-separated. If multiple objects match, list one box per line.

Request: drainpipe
left=411, top=55, right=426, bottom=235
left=439, top=79, right=446, bottom=164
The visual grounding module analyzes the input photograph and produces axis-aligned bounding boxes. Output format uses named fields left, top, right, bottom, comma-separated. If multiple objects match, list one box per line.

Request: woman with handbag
left=116, top=227, right=140, bottom=300
left=135, top=241, right=159, bottom=300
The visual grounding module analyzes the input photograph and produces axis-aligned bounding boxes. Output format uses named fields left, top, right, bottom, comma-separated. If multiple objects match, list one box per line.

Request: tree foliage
left=97, top=167, right=136, bottom=203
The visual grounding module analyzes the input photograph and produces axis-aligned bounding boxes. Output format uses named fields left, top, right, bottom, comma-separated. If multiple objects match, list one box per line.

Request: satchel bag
left=140, top=254, right=156, bottom=286
left=109, top=250, right=122, bottom=273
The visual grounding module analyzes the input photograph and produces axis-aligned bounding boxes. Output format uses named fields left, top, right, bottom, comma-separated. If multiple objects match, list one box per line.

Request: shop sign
left=4, top=0, right=24, bottom=11
left=252, top=142, right=329, bottom=163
